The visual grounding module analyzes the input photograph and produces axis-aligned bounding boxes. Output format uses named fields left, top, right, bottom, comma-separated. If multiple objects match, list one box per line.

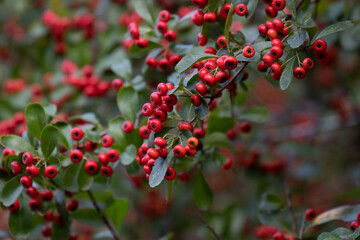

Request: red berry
left=265, top=6, right=278, bottom=18
left=197, top=33, right=208, bottom=46
left=7, top=200, right=20, bottom=212
left=164, top=167, right=176, bottom=180
left=173, top=145, right=186, bottom=158
left=26, top=187, right=39, bottom=198
left=11, top=161, right=22, bottom=174
left=42, top=226, right=52, bottom=237
left=194, top=128, right=206, bottom=138
left=215, top=71, right=229, bottom=83
left=22, top=152, right=34, bottom=166
left=257, top=61, right=268, bottom=72
left=139, top=126, right=151, bottom=139
left=204, top=73, right=216, bottom=87
left=111, top=78, right=123, bottom=91
left=29, top=198, right=41, bottom=211
left=178, top=122, right=194, bottom=132
left=136, top=37, right=148, bottom=48
left=191, top=94, right=202, bottom=107
left=44, top=165, right=57, bottom=178
left=258, top=24, right=267, bottom=37
left=270, top=46, right=283, bottom=59
left=70, top=149, right=83, bottom=163
left=192, top=0, right=209, bottom=8
left=273, top=232, right=286, bottom=240
left=220, top=3, right=232, bottom=19
left=263, top=54, right=275, bottom=67
left=305, top=208, right=316, bottom=220
left=302, top=58, right=314, bottom=70
left=271, top=62, right=282, bottom=76
left=149, top=118, right=162, bottom=133
left=196, top=83, right=208, bottom=96
left=100, top=165, right=113, bottom=177
left=157, top=147, right=168, bottom=158
left=225, top=56, right=238, bottom=70
left=40, top=189, right=54, bottom=202
left=146, top=57, right=158, bottom=69
left=203, top=12, right=217, bottom=23
left=204, top=47, right=217, bottom=54
left=157, top=21, right=168, bottom=33
left=69, top=233, right=78, bottom=240
left=71, top=127, right=84, bottom=141
left=351, top=221, right=359, bottom=231
left=272, top=18, right=284, bottom=32
left=26, top=165, right=39, bottom=178
left=150, top=92, right=162, bottom=106
left=185, top=145, right=196, bottom=157
left=84, top=160, right=99, bottom=175
left=85, top=140, right=97, bottom=152
left=54, top=215, right=64, bottom=226
left=158, top=10, right=171, bottom=22
left=272, top=0, right=286, bottom=11
left=157, top=83, right=168, bottom=96
left=154, top=137, right=167, bottom=147
left=154, top=108, right=168, bottom=122
left=313, top=39, right=327, bottom=52
left=66, top=200, right=79, bottom=212
left=191, top=10, right=204, bottom=26
left=293, top=67, right=306, bottom=79
left=101, top=135, right=114, bottom=148
left=243, top=46, right=255, bottom=58
left=239, top=122, right=252, bottom=133
left=43, top=210, right=53, bottom=222
left=178, top=172, right=189, bottom=181
left=267, top=29, right=278, bottom=39
left=147, top=148, right=159, bottom=159
left=20, top=175, right=32, bottom=189
left=164, top=30, right=177, bottom=42
left=98, top=152, right=109, bottom=165
left=271, top=39, right=284, bottom=48
left=106, top=149, right=119, bottom=162
left=122, top=121, right=134, bottom=133
left=217, top=35, right=227, bottom=49
left=158, top=58, right=170, bottom=70
left=235, top=4, right=247, bottom=16
left=223, top=158, right=233, bottom=170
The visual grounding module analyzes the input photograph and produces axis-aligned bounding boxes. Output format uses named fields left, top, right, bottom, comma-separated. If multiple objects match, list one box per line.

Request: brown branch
left=87, top=191, right=120, bottom=240
left=197, top=214, right=223, bottom=240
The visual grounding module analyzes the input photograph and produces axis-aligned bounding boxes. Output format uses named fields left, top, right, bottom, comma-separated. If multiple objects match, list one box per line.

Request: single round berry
left=196, top=83, right=207, bottom=96
left=203, top=12, right=217, bottom=23
left=271, top=39, right=284, bottom=48
left=136, top=37, right=148, bottom=48
left=351, top=221, right=359, bottom=231
left=173, top=144, right=186, bottom=158
left=258, top=24, right=267, bottom=37
left=122, top=121, right=134, bottom=133
left=164, top=167, right=176, bottom=180
left=164, top=30, right=177, bottom=42
left=44, top=165, right=57, bottom=178
left=157, top=21, right=168, bottom=34
left=225, top=56, right=238, bottom=70
left=272, top=0, right=286, bottom=11
left=100, top=165, right=113, bottom=177
left=265, top=6, right=278, bottom=18
left=40, top=190, right=54, bottom=202
left=223, top=158, right=233, bottom=170
left=234, top=3, right=248, bottom=16
left=243, top=46, right=255, bottom=58
left=272, top=18, right=284, bottom=32
left=43, top=211, right=53, bottom=222
left=71, top=127, right=84, bottom=141
left=139, top=126, right=151, bottom=139
left=220, top=3, right=232, bottom=19
left=158, top=147, right=168, bottom=158
left=239, top=122, right=252, bottom=133
left=98, top=152, right=109, bottom=165
left=42, top=226, right=52, bottom=237
left=147, top=148, right=159, bottom=159
left=111, top=78, right=123, bottom=91
left=204, top=73, right=216, bottom=87
left=191, top=10, right=204, bottom=26
left=263, top=54, right=274, bottom=67
left=146, top=57, right=157, bottom=69
left=185, top=145, right=197, bottom=157
left=267, top=29, right=278, bottom=39
left=271, top=62, right=282, bottom=76
left=215, top=70, right=229, bottom=83
left=293, top=67, right=306, bottom=79
left=29, top=198, right=41, bottom=211
left=305, top=208, right=316, bottom=220
left=106, top=149, right=119, bottom=162
left=22, top=152, right=34, bottom=166
left=26, top=187, right=39, bottom=199
left=7, top=200, right=20, bottom=212
left=11, top=161, right=22, bottom=175
left=157, top=83, right=168, bottom=96
left=149, top=118, right=162, bottom=133
left=191, top=94, right=202, bottom=107
left=85, top=140, right=97, bottom=152
left=177, top=122, right=194, bottom=132
left=70, top=149, right=83, bottom=163
left=217, top=35, right=227, bottom=49
left=101, top=135, right=114, bottom=148
left=302, top=58, right=315, bottom=70
left=26, top=165, right=39, bottom=178
left=257, top=61, right=268, bottom=72
left=197, top=33, right=208, bottom=46
left=313, top=39, right=327, bottom=52
left=187, top=137, right=199, bottom=149
left=158, top=58, right=170, bottom=70
left=20, top=175, right=32, bottom=189
left=84, top=160, right=99, bottom=175
left=270, top=46, right=283, bottom=59
left=154, top=137, right=167, bottom=147
left=66, top=200, right=79, bottom=212
left=158, top=10, right=171, bottom=22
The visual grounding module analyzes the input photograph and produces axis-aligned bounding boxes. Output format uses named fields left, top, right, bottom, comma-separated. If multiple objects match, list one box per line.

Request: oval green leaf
left=41, top=125, right=58, bottom=159
left=25, top=103, right=46, bottom=139
left=193, top=171, right=213, bottom=211
left=175, top=47, right=218, bottom=73
left=0, top=135, right=37, bottom=155
left=1, top=176, right=23, bottom=207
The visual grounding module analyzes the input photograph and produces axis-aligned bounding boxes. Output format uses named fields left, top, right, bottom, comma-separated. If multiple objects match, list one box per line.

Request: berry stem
left=298, top=212, right=306, bottom=239
left=87, top=190, right=121, bottom=240
left=196, top=214, right=223, bottom=240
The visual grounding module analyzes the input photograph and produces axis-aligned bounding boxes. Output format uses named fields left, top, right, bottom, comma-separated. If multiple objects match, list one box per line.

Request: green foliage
left=193, top=172, right=213, bottom=211
left=25, top=103, right=46, bottom=139
left=175, top=47, right=218, bottom=73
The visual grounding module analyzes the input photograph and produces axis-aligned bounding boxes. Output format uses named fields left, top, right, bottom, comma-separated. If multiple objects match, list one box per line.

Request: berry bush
left=0, top=0, right=359, bottom=239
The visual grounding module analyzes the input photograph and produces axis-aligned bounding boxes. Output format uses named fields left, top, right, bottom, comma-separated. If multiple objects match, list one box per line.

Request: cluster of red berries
left=145, top=50, right=182, bottom=72
left=42, top=10, right=95, bottom=54
left=128, top=22, right=149, bottom=48
left=0, top=112, right=26, bottom=137
left=156, top=10, right=177, bottom=42
left=61, top=59, right=110, bottom=97
left=350, top=212, right=360, bottom=232
left=263, top=0, right=286, bottom=18
left=69, top=128, right=120, bottom=177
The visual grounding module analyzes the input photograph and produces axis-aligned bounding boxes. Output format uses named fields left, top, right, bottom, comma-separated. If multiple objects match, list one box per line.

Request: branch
left=285, top=183, right=298, bottom=234
left=197, top=214, right=223, bottom=240
left=298, top=213, right=306, bottom=239
left=87, top=191, right=120, bottom=240
left=134, top=110, right=143, bottom=128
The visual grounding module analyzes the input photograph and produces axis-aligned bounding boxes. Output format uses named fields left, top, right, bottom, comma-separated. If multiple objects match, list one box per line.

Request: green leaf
left=9, top=197, right=36, bottom=238
left=25, top=103, right=46, bottom=139
left=62, top=163, right=81, bottom=192
left=241, top=106, right=270, bottom=123
left=53, top=122, right=72, bottom=150
left=195, top=98, right=210, bottom=120
left=129, top=41, right=162, bottom=58
left=149, top=157, right=168, bottom=188
left=204, top=132, right=231, bottom=149
left=120, top=145, right=137, bottom=165
left=70, top=209, right=102, bottom=225
left=40, top=125, right=58, bottom=159
left=0, top=135, right=37, bottom=155
left=306, top=26, right=318, bottom=41
left=126, top=161, right=141, bottom=177
left=230, top=31, right=245, bottom=45
left=252, top=41, right=272, bottom=53
left=213, top=151, right=227, bottom=166
left=207, top=115, right=235, bottom=134
left=175, top=47, right=218, bottom=73
left=279, top=57, right=295, bottom=90
left=224, top=4, right=234, bottom=51
left=258, top=193, right=285, bottom=212
left=105, top=198, right=130, bottom=228
left=314, top=21, right=354, bottom=42
left=111, top=58, right=132, bottom=80
left=132, top=0, right=154, bottom=25
left=1, top=176, right=23, bottom=206
left=317, top=233, right=342, bottom=240
left=42, top=103, right=57, bottom=116
left=69, top=112, right=99, bottom=125
left=247, top=0, right=260, bottom=19
left=193, top=171, right=213, bottom=211
left=286, top=0, right=297, bottom=19
left=78, top=161, right=94, bottom=191
left=117, top=87, right=139, bottom=123
left=287, top=28, right=307, bottom=48
left=109, top=117, right=127, bottom=148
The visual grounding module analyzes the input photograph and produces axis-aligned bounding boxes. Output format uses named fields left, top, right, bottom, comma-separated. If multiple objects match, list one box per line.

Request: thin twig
left=87, top=191, right=120, bottom=240
left=298, top=213, right=306, bottom=239
left=285, top=183, right=298, bottom=234
left=197, top=214, right=223, bottom=240
left=134, top=110, right=143, bottom=128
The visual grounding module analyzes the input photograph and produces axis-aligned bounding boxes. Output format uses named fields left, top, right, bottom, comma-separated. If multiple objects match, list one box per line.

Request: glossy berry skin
left=271, top=62, right=282, bottom=76
left=85, top=160, right=99, bottom=175
left=272, top=18, right=284, bottom=32
left=351, top=221, right=359, bottom=231
left=142, top=103, right=154, bottom=116
left=258, top=24, right=267, bottom=37
left=26, top=187, right=39, bottom=199
left=20, top=175, right=32, bottom=189
left=29, top=198, right=41, bottom=211
left=272, top=0, right=286, bottom=11
left=270, top=46, right=283, bottom=59
left=265, top=6, right=277, bottom=18
left=185, top=145, right=196, bottom=157
left=106, top=149, right=119, bottom=162
left=154, top=137, right=167, bottom=147
left=195, top=83, right=207, bottom=96
left=204, top=74, right=216, bottom=87
left=157, top=83, right=168, bottom=96
left=192, top=0, right=209, bottom=8
left=139, top=126, right=150, bottom=139
left=187, top=137, right=199, bottom=149
left=191, top=10, right=204, bottom=26
left=100, top=165, right=113, bottom=177
left=44, top=166, right=57, bottom=178
left=203, top=12, right=217, bottom=23
left=156, top=21, right=168, bottom=34
left=223, top=158, right=233, bottom=170
left=217, top=35, right=227, bottom=49
left=42, top=226, right=51, bottom=237
left=293, top=67, right=306, bottom=79
left=147, top=148, right=159, bottom=159
left=191, top=94, right=201, bottom=107
left=273, top=232, right=286, bottom=240
left=305, top=208, right=316, bottom=220
left=234, top=4, right=247, bottom=16
left=271, top=39, right=284, bottom=48
left=26, top=165, right=39, bottom=178
left=225, top=56, right=238, bottom=70
left=173, top=144, right=186, bottom=158
left=313, top=39, right=327, bottom=52
left=220, top=3, right=232, bottom=19
left=101, top=135, right=114, bottom=148
left=136, top=37, right=148, bottom=48
left=302, top=58, right=314, bottom=70
left=7, top=200, right=20, bottom=212
left=40, top=190, right=54, bottom=202
left=66, top=200, right=79, bottom=212
left=71, top=127, right=84, bottom=141
left=11, top=161, right=22, bottom=174
left=98, top=152, right=109, bottom=165
left=111, top=78, right=123, bottom=91
left=164, top=167, right=176, bottom=180
left=158, top=58, right=170, bottom=70
left=122, top=121, right=134, bottom=133
left=157, top=147, right=168, bottom=158
left=85, top=140, right=97, bottom=152
left=146, top=57, right=157, bottom=69
left=164, top=30, right=177, bottom=42
left=243, top=46, right=255, bottom=58
left=239, top=122, right=252, bottom=133
left=197, top=33, right=208, bottom=46
left=22, top=152, right=34, bottom=166
left=148, top=118, right=162, bottom=133
left=215, top=71, right=229, bottom=83
left=263, top=54, right=274, bottom=67
left=70, top=149, right=83, bottom=163
left=257, top=61, right=268, bottom=72
left=158, top=10, right=171, bottom=22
